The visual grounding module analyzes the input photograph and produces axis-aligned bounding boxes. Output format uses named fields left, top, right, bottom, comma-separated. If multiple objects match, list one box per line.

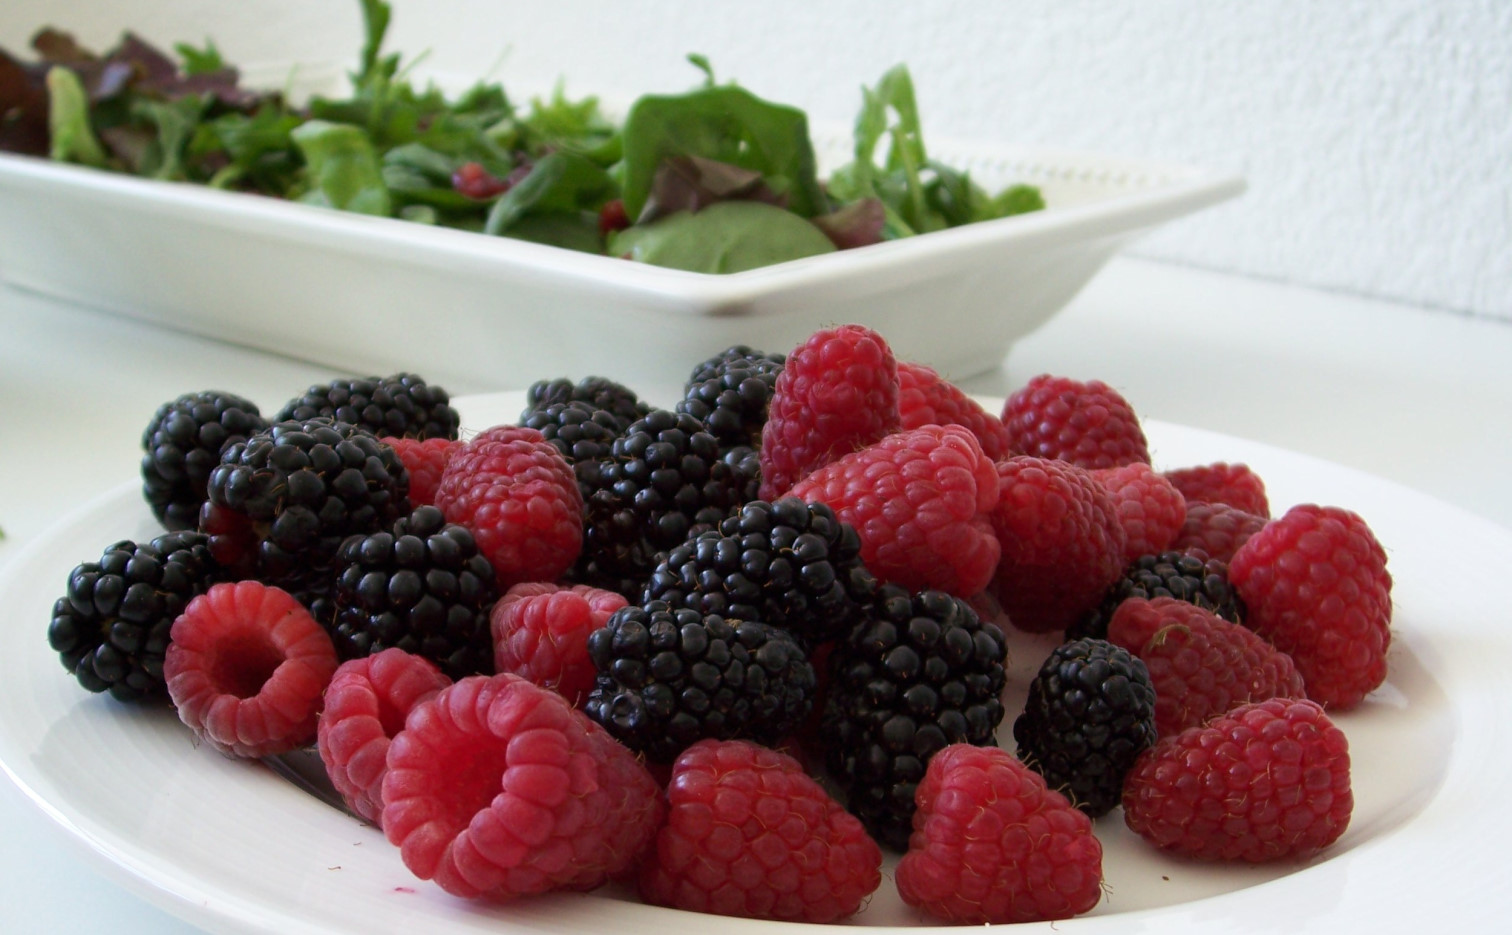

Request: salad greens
left=0, top=0, right=1044, bottom=274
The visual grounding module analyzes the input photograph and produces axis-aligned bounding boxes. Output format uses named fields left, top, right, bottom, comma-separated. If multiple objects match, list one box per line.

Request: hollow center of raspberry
left=433, top=742, right=513, bottom=831
left=210, top=632, right=286, bottom=698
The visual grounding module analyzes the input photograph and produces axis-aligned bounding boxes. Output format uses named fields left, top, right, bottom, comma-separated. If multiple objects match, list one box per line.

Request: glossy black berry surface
left=1013, top=636, right=1158, bottom=817
left=47, top=531, right=224, bottom=702
left=820, top=584, right=1008, bottom=850
left=141, top=390, right=267, bottom=531
left=275, top=373, right=459, bottom=440
left=675, top=345, right=785, bottom=451
left=642, top=497, right=877, bottom=646
left=584, top=601, right=815, bottom=762
left=329, top=506, right=498, bottom=680
left=1069, top=550, right=1243, bottom=641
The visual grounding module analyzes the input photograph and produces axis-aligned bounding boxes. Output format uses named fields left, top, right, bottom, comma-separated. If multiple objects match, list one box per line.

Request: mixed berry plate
left=0, top=391, right=1507, bottom=933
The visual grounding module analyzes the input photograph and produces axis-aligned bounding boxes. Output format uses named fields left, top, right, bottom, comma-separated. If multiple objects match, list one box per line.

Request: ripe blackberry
left=642, top=498, right=878, bottom=647
left=574, top=409, right=757, bottom=598
left=330, top=506, right=499, bottom=679
left=275, top=373, right=459, bottom=440
left=141, top=390, right=268, bottom=531
left=518, top=399, right=625, bottom=502
left=47, top=530, right=224, bottom=701
left=820, top=585, right=1008, bottom=850
left=1013, top=637, right=1158, bottom=817
left=584, top=601, right=816, bottom=762
left=199, top=418, right=410, bottom=603
left=1069, top=549, right=1243, bottom=641
left=675, top=344, right=785, bottom=451
left=523, top=375, right=651, bottom=431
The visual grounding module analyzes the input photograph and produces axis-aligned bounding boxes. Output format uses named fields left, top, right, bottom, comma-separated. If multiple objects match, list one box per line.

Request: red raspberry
left=639, top=739, right=882, bottom=923
left=896, top=744, right=1102, bottom=924
left=382, top=673, right=663, bottom=901
left=1092, top=462, right=1187, bottom=563
left=1170, top=500, right=1268, bottom=563
left=316, top=649, right=452, bottom=825
left=989, top=456, right=1127, bottom=633
left=383, top=436, right=457, bottom=507
left=1122, top=698, right=1352, bottom=862
left=1163, top=462, right=1270, bottom=517
left=164, top=580, right=339, bottom=758
left=785, top=424, right=1000, bottom=598
left=491, top=582, right=627, bottom=706
left=1228, top=504, right=1392, bottom=710
left=1107, top=596, right=1306, bottom=737
left=896, top=360, right=1013, bottom=460
left=758, top=324, right=900, bottom=499
left=1001, top=373, right=1150, bottom=469
left=434, top=425, right=584, bottom=589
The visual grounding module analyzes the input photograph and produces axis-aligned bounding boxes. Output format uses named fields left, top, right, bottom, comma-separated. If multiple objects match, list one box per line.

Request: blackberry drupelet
left=518, top=399, right=625, bottom=502
left=47, top=531, right=224, bottom=701
left=330, top=505, right=498, bottom=679
left=573, top=409, right=757, bottom=599
left=1013, top=637, right=1157, bottom=817
left=675, top=345, right=785, bottom=451
left=584, top=601, right=815, bottom=762
left=141, top=390, right=268, bottom=531
left=523, top=375, right=651, bottom=431
left=199, top=418, right=410, bottom=605
left=642, top=498, right=879, bottom=647
left=274, top=373, right=459, bottom=440
left=1069, top=550, right=1243, bottom=641
left=820, top=585, right=1009, bottom=850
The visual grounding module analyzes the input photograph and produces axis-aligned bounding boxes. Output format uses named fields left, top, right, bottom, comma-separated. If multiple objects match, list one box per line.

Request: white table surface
left=1, top=254, right=1509, bottom=932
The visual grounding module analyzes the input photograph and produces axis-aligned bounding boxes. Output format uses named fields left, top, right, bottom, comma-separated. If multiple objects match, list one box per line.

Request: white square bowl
left=0, top=136, right=1242, bottom=393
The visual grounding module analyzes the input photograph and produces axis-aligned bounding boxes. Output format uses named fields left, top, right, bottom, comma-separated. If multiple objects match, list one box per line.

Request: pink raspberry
left=382, top=673, right=663, bottom=901
left=434, top=425, right=583, bottom=589
left=785, top=424, right=1000, bottom=598
left=989, top=456, right=1127, bottom=633
left=316, top=648, right=452, bottom=824
left=1170, top=500, right=1268, bottom=563
left=1123, top=698, right=1352, bottom=862
left=1106, top=596, right=1306, bottom=737
left=758, top=324, right=900, bottom=499
left=491, top=582, right=627, bottom=706
left=1001, top=373, right=1150, bottom=469
left=896, top=744, right=1102, bottom=924
left=1228, top=504, right=1392, bottom=710
left=1092, top=462, right=1187, bottom=563
left=896, top=360, right=1013, bottom=460
left=383, top=436, right=458, bottom=507
left=164, top=580, right=339, bottom=758
left=639, top=739, right=882, bottom=923
left=1163, top=462, right=1270, bottom=517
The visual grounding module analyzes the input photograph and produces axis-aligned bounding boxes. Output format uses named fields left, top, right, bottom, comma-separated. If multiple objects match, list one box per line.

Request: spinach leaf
left=609, top=201, right=835, bottom=273
left=619, top=84, right=826, bottom=221
left=44, top=66, right=107, bottom=166
left=290, top=119, right=392, bottom=216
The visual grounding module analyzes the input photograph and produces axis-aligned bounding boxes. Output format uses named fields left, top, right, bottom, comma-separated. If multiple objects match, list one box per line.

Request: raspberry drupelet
left=381, top=673, right=664, bottom=901
left=164, top=580, right=339, bottom=758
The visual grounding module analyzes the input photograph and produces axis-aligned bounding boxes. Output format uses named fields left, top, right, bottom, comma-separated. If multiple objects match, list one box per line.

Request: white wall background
left=4, top=0, right=1509, bottom=321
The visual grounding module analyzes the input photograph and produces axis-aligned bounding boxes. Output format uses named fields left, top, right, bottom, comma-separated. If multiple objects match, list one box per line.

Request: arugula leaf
left=175, top=40, right=224, bottom=76
left=44, top=66, right=107, bottom=166
left=986, top=183, right=1046, bottom=218
left=290, top=119, right=392, bottom=216
left=130, top=93, right=209, bottom=179
left=619, top=84, right=827, bottom=221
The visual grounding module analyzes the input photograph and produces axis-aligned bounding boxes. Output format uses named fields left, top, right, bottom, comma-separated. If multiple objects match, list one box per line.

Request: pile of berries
left=45, top=325, right=1393, bottom=925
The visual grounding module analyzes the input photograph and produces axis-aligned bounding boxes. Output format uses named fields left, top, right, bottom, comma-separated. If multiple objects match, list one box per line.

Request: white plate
left=0, top=134, right=1241, bottom=394
left=0, top=391, right=1505, bottom=933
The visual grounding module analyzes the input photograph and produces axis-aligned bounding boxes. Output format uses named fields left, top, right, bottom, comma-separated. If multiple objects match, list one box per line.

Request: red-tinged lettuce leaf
left=0, top=48, right=50, bottom=154
left=639, top=153, right=786, bottom=224
left=810, top=196, right=887, bottom=250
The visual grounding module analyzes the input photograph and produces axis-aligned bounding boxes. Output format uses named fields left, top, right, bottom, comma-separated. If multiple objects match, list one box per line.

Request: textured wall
left=4, top=0, right=1509, bottom=320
